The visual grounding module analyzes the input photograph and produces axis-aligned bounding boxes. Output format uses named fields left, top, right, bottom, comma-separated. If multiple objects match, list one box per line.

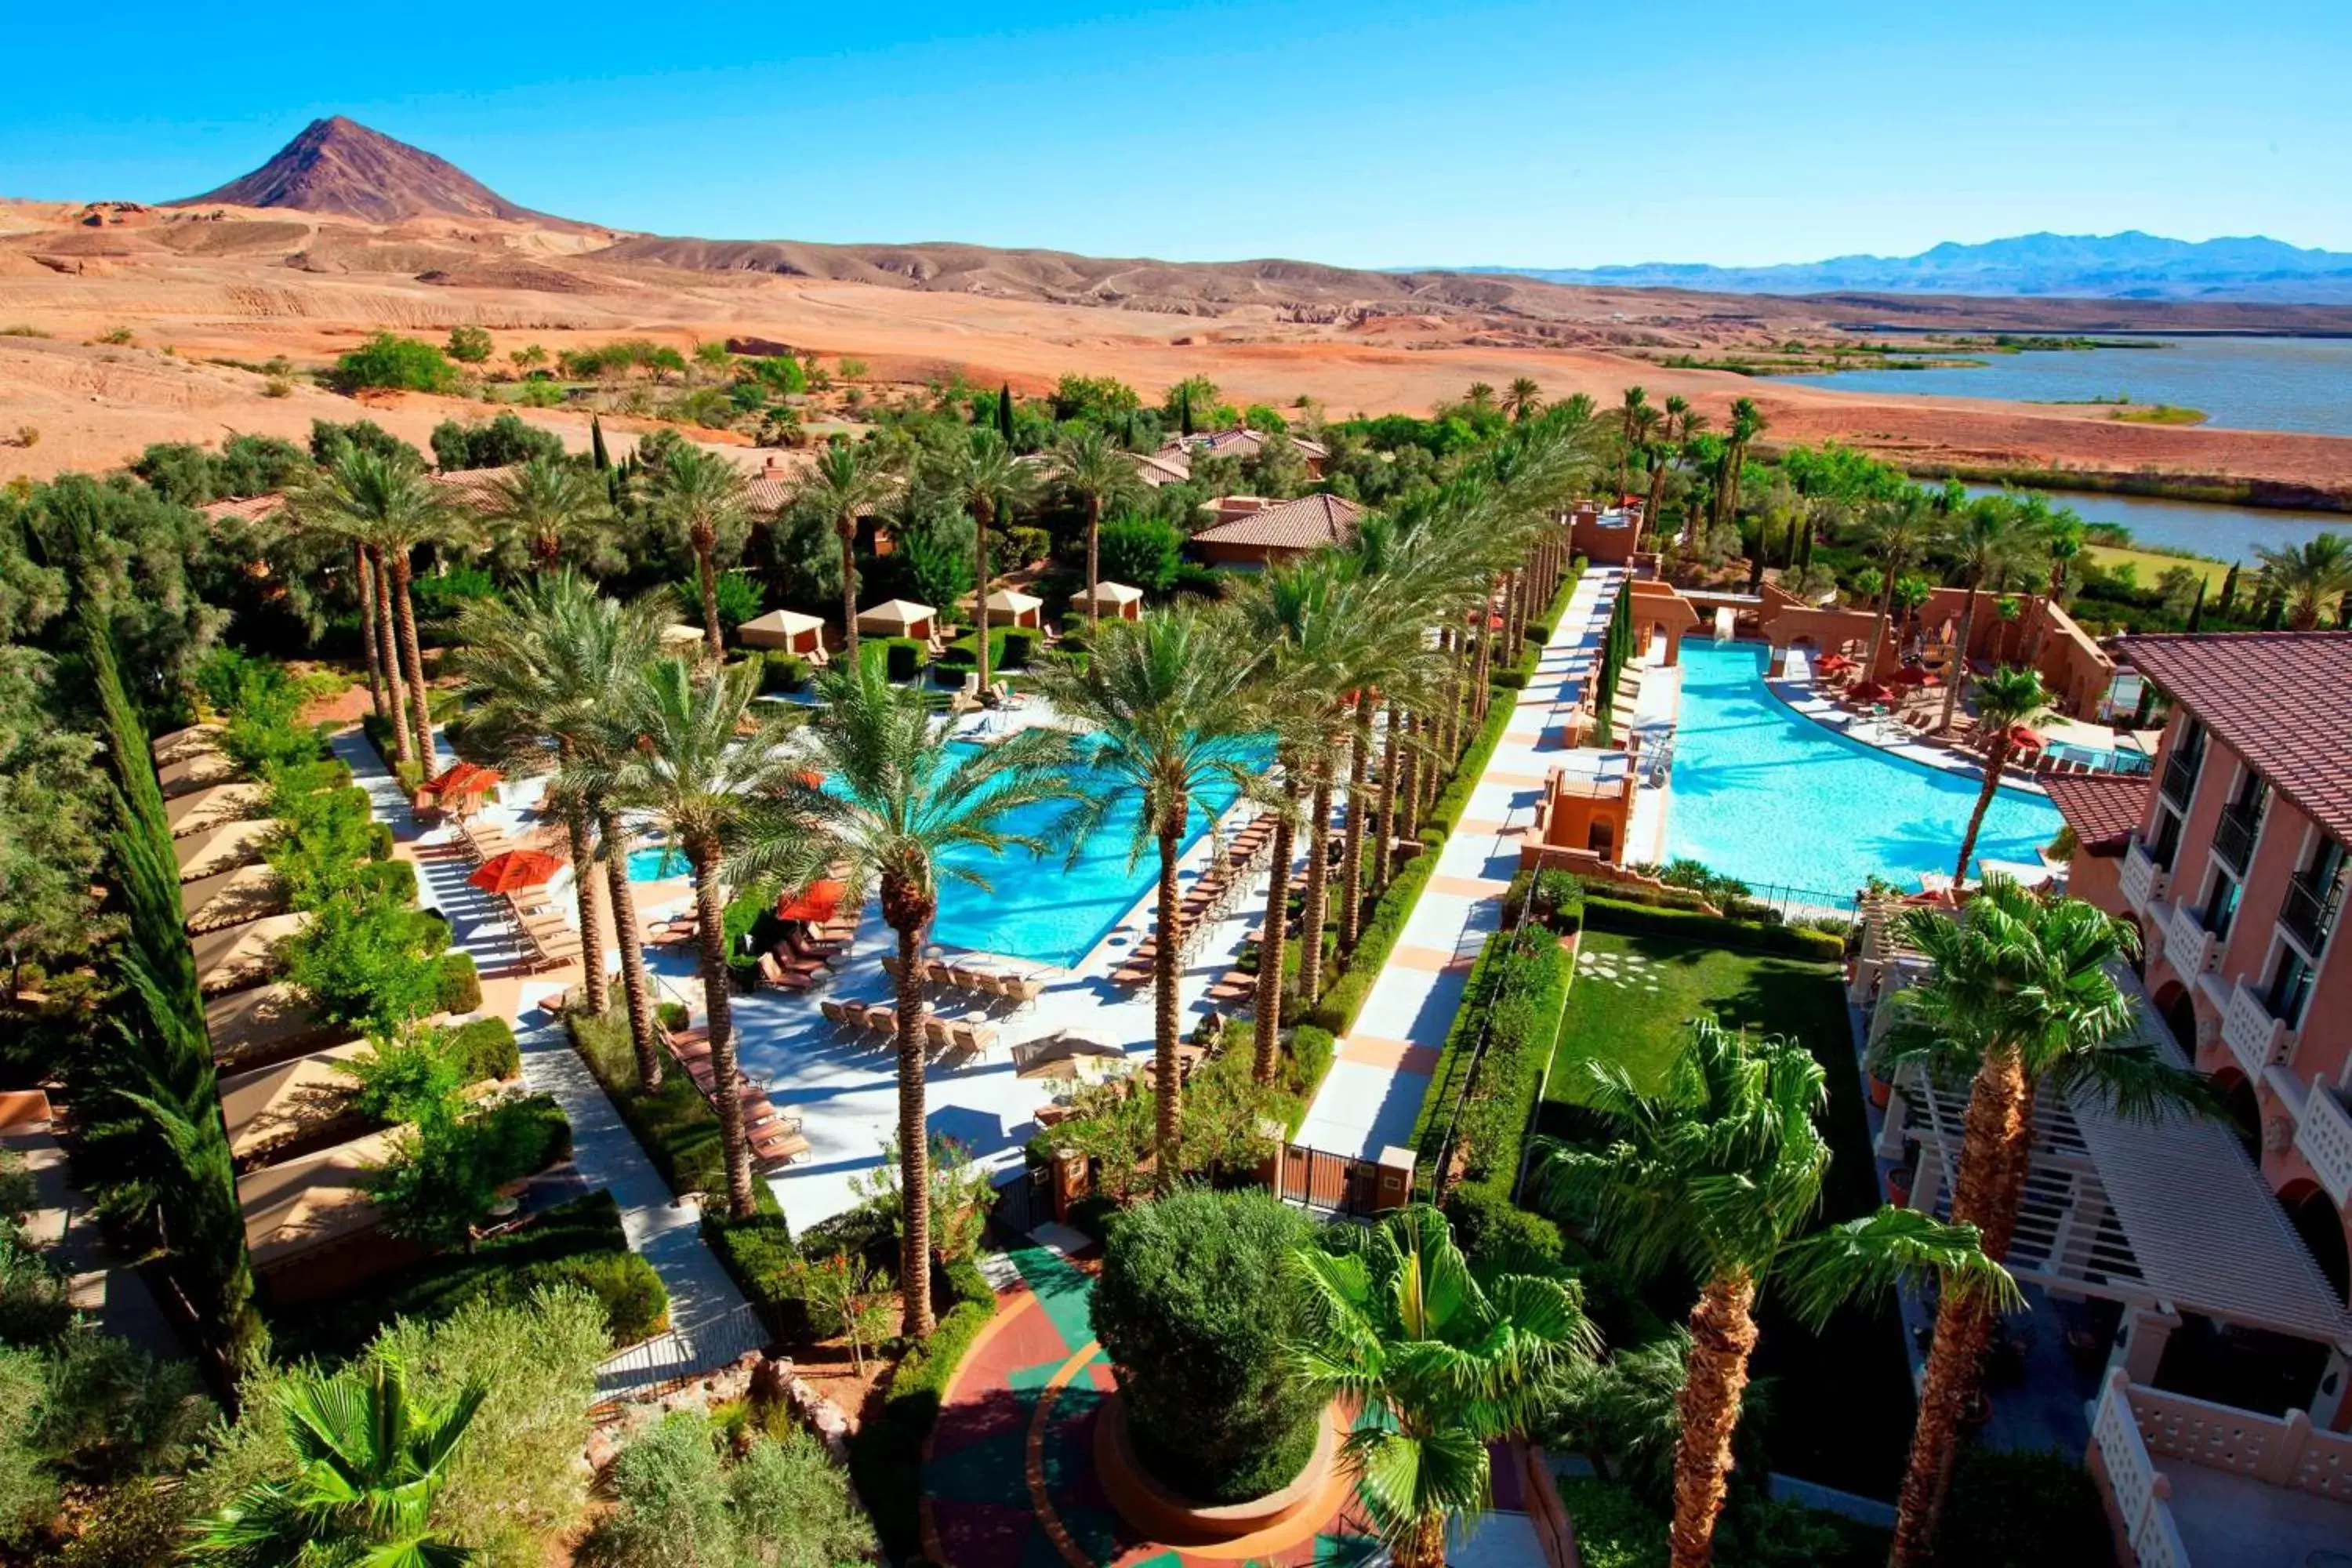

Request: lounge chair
left=986, top=681, right=1026, bottom=710
left=819, top=998, right=851, bottom=1028
left=922, top=959, right=956, bottom=986
left=806, top=644, right=831, bottom=669
left=863, top=1006, right=896, bottom=1036
left=923, top=1015, right=955, bottom=1054
left=757, top=953, right=815, bottom=991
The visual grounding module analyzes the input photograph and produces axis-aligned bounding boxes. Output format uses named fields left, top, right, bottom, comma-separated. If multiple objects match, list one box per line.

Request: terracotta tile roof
left=1190, top=493, right=1364, bottom=554
left=2042, top=773, right=2151, bottom=855
left=199, top=493, right=290, bottom=524
left=2115, top=632, right=2352, bottom=844
left=1131, top=450, right=1191, bottom=487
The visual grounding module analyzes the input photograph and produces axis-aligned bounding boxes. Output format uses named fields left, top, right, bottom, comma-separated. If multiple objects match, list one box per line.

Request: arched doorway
left=2151, top=980, right=2196, bottom=1054
left=2211, top=1068, right=2259, bottom=1161
left=1588, top=820, right=1616, bottom=860
left=2281, top=1180, right=2351, bottom=1307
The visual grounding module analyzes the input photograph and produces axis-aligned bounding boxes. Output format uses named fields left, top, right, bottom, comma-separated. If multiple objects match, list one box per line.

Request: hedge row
left=1303, top=842, right=1440, bottom=1034
left=1404, top=933, right=1511, bottom=1161
left=568, top=1009, right=731, bottom=1199
left=1411, top=926, right=1570, bottom=1203
left=1581, top=897, right=1846, bottom=961
left=850, top=1257, right=999, bottom=1562
left=1422, top=683, right=1519, bottom=843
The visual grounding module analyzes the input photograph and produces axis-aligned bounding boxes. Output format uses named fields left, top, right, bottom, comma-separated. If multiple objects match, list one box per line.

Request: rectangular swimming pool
left=1664, top=642, right=2065, bottom=900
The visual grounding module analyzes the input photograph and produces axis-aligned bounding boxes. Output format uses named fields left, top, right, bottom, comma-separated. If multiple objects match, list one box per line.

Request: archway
left=2281, top=1180, right=2351, bottom=1307
left=2210, top=1067, right=2259, bottom=1161
left=1588, top=820, right=1616, bottom=860
left=2151, top=980, right=2196, bottom=1054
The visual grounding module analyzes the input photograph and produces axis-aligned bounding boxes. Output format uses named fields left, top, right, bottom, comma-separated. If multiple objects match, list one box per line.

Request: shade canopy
left=470, top=849, right=566, bottom=894
left=737, top=608, right=826, bottom=652
left=776, top=879, right=848, bottom=924
left=238, top=1131, right=395, bottom=1269
left=218, top=1043, right=374, bottom=1163
left=1848, top=681, right=1891, bottom=702
left=660, top=623, right=707, bottom=647
left=165, top=781, right=267, bottom=837
left=429, top=761, right=501, bottom=797
left=173, top=818, right=276, bottom=883
left=1072, top=581, right=1144, bottom=618
left=2008, top=724, right=2047, bottom=751
left=191, top=913, right=309, bottom=997
left=1889, top=666, right=1929, bottom=687
left=982, top=588, right=1043, bottom=627
left=856, top=599, right=937, bottom=636
left=1817, top=654, right=1856, bottom=674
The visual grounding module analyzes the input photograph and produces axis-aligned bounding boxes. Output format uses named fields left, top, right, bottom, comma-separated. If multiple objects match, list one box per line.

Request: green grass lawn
left=1537, top=929, right=1918, bottom=1499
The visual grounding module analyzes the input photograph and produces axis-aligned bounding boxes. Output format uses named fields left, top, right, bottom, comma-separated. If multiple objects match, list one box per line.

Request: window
left=2205, top=869, right=2242, bottom=942
left=2267, top=946, right=2314, bottom=1031
left=2151, top=806, right=2183, bottom=872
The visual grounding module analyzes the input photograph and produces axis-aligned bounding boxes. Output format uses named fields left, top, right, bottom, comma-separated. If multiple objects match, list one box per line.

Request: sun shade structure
left=775, top=880, right=848, bottom=924
left=157, top=747, right=241, bottom=798
left=238, top=1130, right=396, bottom=1272
left=1848, top=681, right=1891, bottom=702
left=183, top=862, right=288, bottom=935
left=191, top=913, right=309, bottom=997
left=1882, top=962, right=2352, bottom=1350
left=736, top=608, right=826, bottom=653
left=217, top=1042, right=374, bottom=1166
left=164, top=781, right=268, bottom=838
left=1011, top=1033, right=1127, bottom=1080
left=981, top=588, right=1044, bottom=628
left=206, top=982, right=339, bottom=1069
left=1071, top=581, right=1145, bottom=620
left=660, top=623, right=708, bottom=648
left=855, top=598, right=938, bottom=639
left=469, top=849, right=565, bottom=894
left=173, top=817, right=278, bottom=884
left=149, top=723, right=224, bottom=768
left=429, top=760, right=501, bottom=797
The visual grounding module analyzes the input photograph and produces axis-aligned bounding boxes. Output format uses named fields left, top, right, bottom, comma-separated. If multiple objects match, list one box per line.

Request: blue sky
left=3, top=1, right=2347, bottom=267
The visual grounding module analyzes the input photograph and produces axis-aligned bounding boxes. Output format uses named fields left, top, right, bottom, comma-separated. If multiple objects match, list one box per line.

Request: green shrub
left=884, top=639, right=924, bottom=682
left=1001, top=628, right=1036, bottom=668
left=760, top=653, right=810, bottom=694
left=1440, top=1181, right=1563, bottom=1272
left=1170, top=561, right=1228, bottom=601
left=702, top=1208, right=799, bottom=1334
left=521, top=1250, right=670, bottom=1347
left=1092, top=1190, right=1320, bottom=1504
left=436, top=950, right=482, bottom=1014
left=1425, top=694, right=1516, bottom=839
left=1306, top=844, right=1439, bottom=1033
left=848, top=1263, right=996, bottom=1562
left=1556, top=1475, right=1668, bottom=1568
left=1935, top=1446, right=2112, bottom=1566
left=1098, top=515, right=1182, bottom=593
left=568, top=1010, right=727, bottom=1197
left=1582, top=898, right=1845, bottom=960
left=445, top=1016, right=518, bottom=1081
left=332, top=332, right=460, bottom=394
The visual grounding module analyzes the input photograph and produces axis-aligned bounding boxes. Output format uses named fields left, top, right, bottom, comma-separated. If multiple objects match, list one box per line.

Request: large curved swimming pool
left=1664, top=641, right=2065, bottom=900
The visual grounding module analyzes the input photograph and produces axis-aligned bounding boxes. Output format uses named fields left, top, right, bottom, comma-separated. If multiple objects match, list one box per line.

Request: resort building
left=1156, top=426, right=1328, bottom=477
left=1759, top=583, right=2122, bottom=723
left=1189, top=492, right=1364, bottom=568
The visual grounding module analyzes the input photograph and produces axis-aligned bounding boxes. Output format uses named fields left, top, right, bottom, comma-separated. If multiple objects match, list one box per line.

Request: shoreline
left=1892, top=460, right=2352, bottom=516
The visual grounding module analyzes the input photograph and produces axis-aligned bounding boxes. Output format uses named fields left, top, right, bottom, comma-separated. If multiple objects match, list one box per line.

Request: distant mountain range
left=170, top=116, right=591, bottom=230
left=1461, top=232, right=2352, bottom=303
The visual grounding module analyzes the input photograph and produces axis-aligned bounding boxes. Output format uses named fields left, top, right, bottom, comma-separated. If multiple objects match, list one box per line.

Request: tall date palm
left=651, top=444, right=752, bottom=665
left=1049, top=423, right=1142, bottom=630
left=798, top=437, right=898, bottom=659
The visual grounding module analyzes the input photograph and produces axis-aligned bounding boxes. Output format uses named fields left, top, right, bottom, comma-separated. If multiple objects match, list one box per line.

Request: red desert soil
left=5, top=198, right=2350, bottom=495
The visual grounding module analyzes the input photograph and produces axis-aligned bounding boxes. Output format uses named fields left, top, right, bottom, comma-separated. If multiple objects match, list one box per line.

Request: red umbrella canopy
left=1889, top=666, right=1928, bottom=687
left=776, top=879, right=848, bottom=923
left=2008, top=725, right=2046, bottom=751
left=1817, top=654, right=1855, bottom=673
left=1849, top=681, right=1891, bottom=702
left=470, top=849, right=565, bottom=894
left=431, top=761, right=502, bottom=795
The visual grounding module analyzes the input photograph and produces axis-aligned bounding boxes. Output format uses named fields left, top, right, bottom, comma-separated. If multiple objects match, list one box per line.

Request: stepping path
left=923, top=1246, right=1375, bottom=1567
left=1293, top=568, right=1627, bottom=1162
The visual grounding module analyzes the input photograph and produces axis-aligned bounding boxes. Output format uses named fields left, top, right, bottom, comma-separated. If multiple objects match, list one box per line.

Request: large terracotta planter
left=1093, top=1390, right=1346, bottom=1548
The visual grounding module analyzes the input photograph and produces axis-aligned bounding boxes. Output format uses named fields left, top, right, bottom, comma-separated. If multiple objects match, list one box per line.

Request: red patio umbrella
left=1849, top=681, right=1891, bottom=702
left=1817, top=654, right=1856, bottom=674
left=776, top=879, right=848, bottom=923
left=470, top=849, right=565, bottom=894
left=1889, top=666, right=1928, bottom=688
left=430, top=761, right=502, bottom=797
left=2007, top=725, right=2046, bottom=752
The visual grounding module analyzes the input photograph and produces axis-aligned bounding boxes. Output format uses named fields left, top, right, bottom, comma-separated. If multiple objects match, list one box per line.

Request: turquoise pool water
left=1664, top=642, right=2064, bottom=900
left=627, top=843, right=688, bottom=882
left=2044, top=740, right=2151, bottom=776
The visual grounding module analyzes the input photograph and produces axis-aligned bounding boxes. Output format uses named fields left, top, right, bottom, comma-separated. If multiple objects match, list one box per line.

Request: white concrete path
left=1293, top=568, right=1627, bottom=1161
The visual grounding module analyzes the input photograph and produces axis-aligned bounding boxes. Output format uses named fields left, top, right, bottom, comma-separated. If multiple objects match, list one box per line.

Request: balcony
left=2211, top=804, right=2262, bottom=877
left=2281, top=868, right=2341, bottom=955
left=2294, top=1082, right=2352, bottom=1208
left=2121, top=837, right=2169, bottom=914
left=2161, top=746, right=2201, bottom=810
left=2164, top=899, right=2219, bottom=981
left=2220, top=978, right=2291, bottom=1080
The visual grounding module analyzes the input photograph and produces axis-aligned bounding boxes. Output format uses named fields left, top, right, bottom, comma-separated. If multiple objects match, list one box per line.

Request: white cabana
left=982, top=588, right=1044, bottom=629
left=659, top=623, right=709, bottom=649
left=855, top=599, right=938, bottom=640
left=736, top=608, right=827, bottom=655
left=1073, top=581, right=1145, bottom=621
left=191, top=912, right=309, bottom=998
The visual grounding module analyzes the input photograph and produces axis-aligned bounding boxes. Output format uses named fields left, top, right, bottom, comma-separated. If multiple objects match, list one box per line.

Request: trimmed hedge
left=1412, top=926, right=1570, bottom=1202
left=569, top=1009, right=728, bottom=1198
left=445, top=1015, right=518, bottom=1080
left=886, top=637, right=926, bottom=681
left=850, top=1257, right=998, bottom=1562
left=760, top=653, right=811, bottom=694
left=1582, top=897, right=1846, bottom=961
left=1406, top=933, right=1511, bottom=1160
left=701, top=1206, right=797, bottom=1334
left=1424, top=688, right=1518, bottom=841
left=435, top=950, right=482, bottom=1014
left=1304, top=844, right=1440, bottom=1034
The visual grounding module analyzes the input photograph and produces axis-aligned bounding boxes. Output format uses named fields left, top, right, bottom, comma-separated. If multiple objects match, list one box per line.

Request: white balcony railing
left=2122, top=837, right=2168, bottom=913
left=2092, top=1372, right=2191, bottom=1568
left=2294, top=1081, right=2352, bottom=1210
left=2165, top=899, right=2218, bottom=982
left=2220, top=978, right=2291, bottom=1080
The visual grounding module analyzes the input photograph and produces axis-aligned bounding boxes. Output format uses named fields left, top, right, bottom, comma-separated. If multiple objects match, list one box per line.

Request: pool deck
left=1291, top=567, right=1626, bottom=1162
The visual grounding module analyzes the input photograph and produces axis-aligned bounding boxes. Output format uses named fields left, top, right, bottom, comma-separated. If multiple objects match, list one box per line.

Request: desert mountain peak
left=169, top=116, right=580, bottom=227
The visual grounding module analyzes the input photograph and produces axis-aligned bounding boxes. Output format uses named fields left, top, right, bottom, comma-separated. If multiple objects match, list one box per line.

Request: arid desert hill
left=7, top=117, right=2352, bottom=494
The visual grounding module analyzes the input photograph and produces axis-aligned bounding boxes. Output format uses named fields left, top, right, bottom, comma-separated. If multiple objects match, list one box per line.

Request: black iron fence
left=1278, top=1144, right=1381, bottom=1218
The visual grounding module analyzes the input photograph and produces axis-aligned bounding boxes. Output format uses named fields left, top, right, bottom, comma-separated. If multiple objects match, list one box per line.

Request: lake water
left=1780, top=334, right=2352, bottom=436
left=1958, top=485, right=2347, bottom=563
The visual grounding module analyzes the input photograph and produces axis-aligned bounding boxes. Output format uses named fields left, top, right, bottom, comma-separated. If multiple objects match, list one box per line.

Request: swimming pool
left=627, top=843, right=688, bottom=882
left=2043, top=741, right=2152, bottom=776
left=1664, top=642, right=2064, bottom=899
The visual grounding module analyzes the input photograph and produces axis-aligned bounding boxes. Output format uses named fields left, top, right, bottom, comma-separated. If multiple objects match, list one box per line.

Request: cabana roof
left=659, top=623, right=707, bottom=648
left=173, top=817, right=278, bottom=883
left=158, top=748, right=241, bottom=798
left=191, top=913, right=308, bottom=997
left=150, top=723, right=223, bottom=767
left=982, top=588, right=1042, bottom=613
left=1896, top=963, right=2352, bottom=1349
left=856, top=598, right=936, bottom=634
left=238, top=1130, right=394, bottom=1269
left=219, top=1042, right=373, bottom=1163
left=165, top=781, right=268, bottom=838
left=736, top=608, right=826, bottom=649
left=183, top=862, right=288, bottom=935
left=1073, top=580, right=1145, bottom=608
left=205, top=982, right=339, bottom=1067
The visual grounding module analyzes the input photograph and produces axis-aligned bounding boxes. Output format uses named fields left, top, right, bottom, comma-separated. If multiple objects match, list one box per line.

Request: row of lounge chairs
left=1111, top=814, right=1278, bottom=988
left=815, top=1000, right=998, bottom=1065
left=878, top=955, right=1047, bottom=1009
left=661, top=1023, right=808, bottom=1167
left=753, top=920, right=856, bottom=992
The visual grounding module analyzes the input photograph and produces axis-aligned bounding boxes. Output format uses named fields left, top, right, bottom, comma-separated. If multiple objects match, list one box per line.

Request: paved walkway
left=922, top=1245, right=1377, bottom=1567
left=1294, top=568, right=1626, bottom=1160
left=3, top=1105, right=176, bottom=1356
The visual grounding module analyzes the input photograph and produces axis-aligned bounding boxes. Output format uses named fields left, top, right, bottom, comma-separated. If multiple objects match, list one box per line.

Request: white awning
left=855, top=599, right=937, bottom=635
left=736, top=609, right=824, bottom=650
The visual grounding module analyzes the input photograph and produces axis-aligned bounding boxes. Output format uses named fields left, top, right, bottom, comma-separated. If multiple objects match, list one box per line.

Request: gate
left=1279, top=1144, right=1380, bottom=1218
left=989, top=1164, right=1054, bottom=1241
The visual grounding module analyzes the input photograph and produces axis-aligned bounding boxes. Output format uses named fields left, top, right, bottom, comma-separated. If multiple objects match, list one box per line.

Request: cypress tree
left=1796, top=517, right=1815, bottom=571
left=1179, top=383, right=1195, bottom=437
left=2184, top=579, right=2206, bottom=633
left=590, top=414, right=611, bottom=471
left=2216, top=561, right=2239, bottom=615
left=2263, top=593, right=2285, bottom=630
left=996, top=382, right=1015, bottom=445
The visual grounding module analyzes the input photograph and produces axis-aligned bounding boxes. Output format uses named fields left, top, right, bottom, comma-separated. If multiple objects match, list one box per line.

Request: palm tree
left=478, top=453, right=617, bottom=579
left=596, top=657, right=799, bottom=1219
left=1048, top=423, right=1142, bottom=630
left=1028, top=607, right=1270, bottom=1181
left=1712, top=397, right=1766, bottom=535
left=354, top=543, right=387, bottom=722
left=650, top=445, right=752, bottom=664
left=191, top=1352, right=486, bottom=1567
left=1934, top=499, right=2040, bottom=731
left=1504, top=377, right=1543, bottom=423
left=798, top=437, right=897, bottom=659
left=734, top=657, right=1076, bottom=1334
left=1856, top=493, right=1938, bottom=675
left=1950, top=666, right=2051, bottom=881
left=1875, top=881, right=2206, bottom=1564
left=1532, top=1020, right=2012, bottom=1568
left=298, top=447, right=470, bottom=773
left=1638, top=395, right=1702, bottom=554
left=1287, top=1205, right=1592, bottom=1568
left=2254, top=532, right=2352, bottom=630
left=935, top=429, right=1035, bottom=695
left=452, top=578, right=667, bottom=1072
left=1616, top=385, right=1653, bottom=499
